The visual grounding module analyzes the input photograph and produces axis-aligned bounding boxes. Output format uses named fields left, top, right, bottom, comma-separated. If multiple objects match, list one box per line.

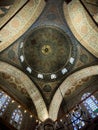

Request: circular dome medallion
left=19, top=26, right=76, bottom=81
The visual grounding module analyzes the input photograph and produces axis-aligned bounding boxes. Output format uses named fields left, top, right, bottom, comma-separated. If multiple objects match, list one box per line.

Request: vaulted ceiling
left=0, top=0, right=98, bottom=129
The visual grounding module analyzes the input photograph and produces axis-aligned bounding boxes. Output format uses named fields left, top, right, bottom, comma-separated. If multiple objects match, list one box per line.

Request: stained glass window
left=0, top=91, right=11, bottom=116
left=10, top=109, right=23, bottom=130
left=81, top=93, right=98, bottom=118
left=71, top=108, right=85, bottom=130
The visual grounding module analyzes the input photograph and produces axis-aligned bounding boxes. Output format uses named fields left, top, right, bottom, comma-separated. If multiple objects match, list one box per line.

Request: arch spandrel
left=49, top=66, right=98, bottom=121
left=0, top=61, right=48, bottom=121
left=0, top=0, right=46, bottom=52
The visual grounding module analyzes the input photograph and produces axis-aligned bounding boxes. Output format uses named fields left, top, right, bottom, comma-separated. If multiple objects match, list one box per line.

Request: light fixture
left=12, top=100, right=15, bottom=103
left=36, top=120, right=39, bottom=123
left=18, top=105, right=21, bottom=108
left=30, top=115, right=33, bottom=118
left=60, top=119, right=62, bottom=122
left=24, top=110, right=27, bottom=113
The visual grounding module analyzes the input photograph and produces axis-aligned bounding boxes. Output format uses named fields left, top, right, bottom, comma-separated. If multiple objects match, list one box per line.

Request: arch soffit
left=63, top=0, right=98, bottom=57
left=0, top=61, right=48, bottom=121
left=49, top=65, right=98, bottom=121
left=0, top=0, right=28, bottom=28
left=0, top=0, right=46, bottom=52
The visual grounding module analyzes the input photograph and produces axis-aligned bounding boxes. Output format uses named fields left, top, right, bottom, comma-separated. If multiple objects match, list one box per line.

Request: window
left=10, top=109, right=23, bottom=130
left=0, top=91, right=11, bottom=116
left=81, top=93, right=98, bottom=118
left=71, top=108, right=85, bottom=130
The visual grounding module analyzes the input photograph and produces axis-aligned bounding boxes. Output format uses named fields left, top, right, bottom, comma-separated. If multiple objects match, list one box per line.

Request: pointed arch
left=0, top=61, right=48, bottom=121
left=49, top=65, right=98, bottom=121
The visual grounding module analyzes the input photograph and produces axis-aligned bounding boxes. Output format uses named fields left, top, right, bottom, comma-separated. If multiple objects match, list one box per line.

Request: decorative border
left=0, top=61, right=48, bottom=121
left=0, top=0, right=46, bottom=52
left=63, top=0, right=98, bottom=58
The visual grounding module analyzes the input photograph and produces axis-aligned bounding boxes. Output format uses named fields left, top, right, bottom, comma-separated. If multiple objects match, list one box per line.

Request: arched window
left=10, top=109, right=23, bottom=130
left=71, top=108, right=85, bottom=130
left=81, top=93, right=98, bottom=118
left=0, top=91, right=11, bottom=116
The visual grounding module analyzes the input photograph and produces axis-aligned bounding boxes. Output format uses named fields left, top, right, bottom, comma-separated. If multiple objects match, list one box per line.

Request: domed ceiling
left=0, top=0, right=98, bottom=129
left=0, top=0, right=97, bottom=104
left=19, top=26, right=76, bottom=81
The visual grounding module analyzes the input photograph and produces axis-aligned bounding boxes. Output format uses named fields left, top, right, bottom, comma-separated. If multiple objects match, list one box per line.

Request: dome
left=19, top=26, right=76, bottom=81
